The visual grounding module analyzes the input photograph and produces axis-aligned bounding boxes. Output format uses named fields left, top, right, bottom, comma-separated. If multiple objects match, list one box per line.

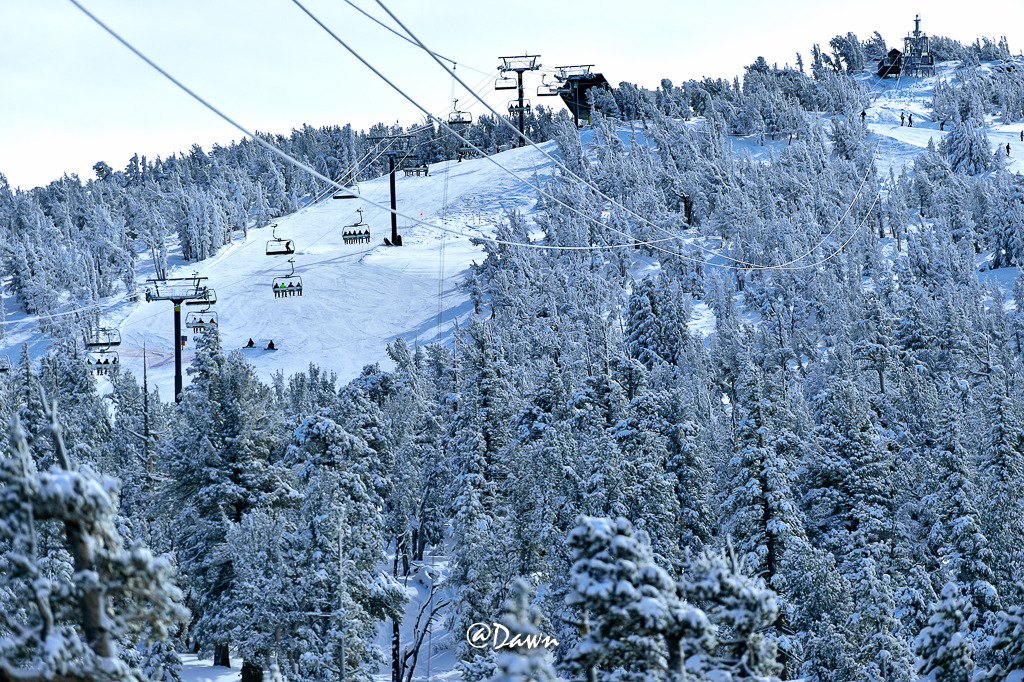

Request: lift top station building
left=877, top=14, right=935, bottom=78
left=553, top=65, right=610, bottom=127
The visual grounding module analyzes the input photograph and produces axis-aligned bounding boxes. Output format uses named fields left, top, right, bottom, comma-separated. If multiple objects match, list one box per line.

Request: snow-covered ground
left=4, top=59, right=1022, bottom=396
left=1, top=143, right=561, bottom=398
left=180, top=654, right=240, bottom=682
left=857, top=59, right=1024, bottom=175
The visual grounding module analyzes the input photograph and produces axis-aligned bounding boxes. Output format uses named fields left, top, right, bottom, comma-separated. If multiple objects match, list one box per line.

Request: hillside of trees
left=4, top=28, right=1024, bottom=682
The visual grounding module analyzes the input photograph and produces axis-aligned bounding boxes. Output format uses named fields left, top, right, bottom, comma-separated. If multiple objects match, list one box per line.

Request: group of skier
left=859, top=109, right=1016, bottom=156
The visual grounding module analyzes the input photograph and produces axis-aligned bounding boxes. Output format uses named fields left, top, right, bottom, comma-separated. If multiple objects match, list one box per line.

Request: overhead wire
left=285, top=0, right=779, bottom=263
left=56, top=0, right=891, bottom=374
left=371, top=0, right=878, bottom=270
left=273, top=0, right=710, bottom=254
left=54, top=0, right=883, bottom=385
left=297, top=0, right=882, bottom=271
left=2, top=0, right=893, bottom=358
left=65, top=0, right=667, bottom=256
left=337, top=0, right=491, bottom=77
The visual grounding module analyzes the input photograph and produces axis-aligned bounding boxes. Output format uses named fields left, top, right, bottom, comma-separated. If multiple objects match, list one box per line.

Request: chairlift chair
left=185, top=311, right=219, bottom=331
left=83, top=327, right=121, bottom=349
left=266, top=224, right=296, bottom=256
left=448, top=99, right=473, bottom=127
left=333, top=184, right=359, bottom=200
left=87, top=350, right=119, bottom=376
left=537, top=76, right=561, bottom=97
left=0, top=355, right=11, bottom=373
left=185, top=288, right=217, bottom=306
left=399, top=153, right=422, bottom=170
left=272, top=259, right=303, bottom=298
left=343, top=209, right=372, bottom=245
left=494, top=77, right=517, bottom=91
left=508, top=98, right=532, bottom=114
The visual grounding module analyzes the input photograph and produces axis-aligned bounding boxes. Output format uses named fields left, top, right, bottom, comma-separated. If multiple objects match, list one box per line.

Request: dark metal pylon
left=498, top=55, right=541, bottom=145
left=367, top=133, right=416, bottom=246
left=144, top=274, right=211, bottom=402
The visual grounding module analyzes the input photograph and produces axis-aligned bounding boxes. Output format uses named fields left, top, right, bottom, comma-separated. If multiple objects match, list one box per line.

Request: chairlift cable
left=372, top=0, right=886, bottom=270
left=283, top=0, right=742, bottom=260
left=338, top=0, right=491, bottom=77
left=67, top=0, right=881, bottom=275
left=437, top=69, right=457, bottom=341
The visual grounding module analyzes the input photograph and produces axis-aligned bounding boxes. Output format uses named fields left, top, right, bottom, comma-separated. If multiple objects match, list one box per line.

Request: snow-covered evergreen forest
left=5, top=26, right=1024, bottom=682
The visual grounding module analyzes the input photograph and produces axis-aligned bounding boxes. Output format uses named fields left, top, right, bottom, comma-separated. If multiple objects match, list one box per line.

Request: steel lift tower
left=144, top=274, right=212, bottom=402
left=367, top=133, right=419, bottom=246
left=497, top=55, right=541, bottom=145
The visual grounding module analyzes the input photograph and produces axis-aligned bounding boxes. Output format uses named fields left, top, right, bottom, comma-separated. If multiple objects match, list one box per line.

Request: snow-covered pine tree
left=0, top=399, right=186, bottom=682
left=564, top=516, right=689, bottom=681
left=678, top=548, right=785, bottom=682
left=160, top=332, right=290, bottom=675
left=489, top=580, right=558, bottom=682
left=940, top=120, right=998, bottom=175
left=915, top=582, right=977, bottom=682
left=979, top=380, right=1024, bottom=590
left=284, top=410, right=408, bottom=682
left=925, top=405, right=1000, bottom=617
left=987, top=596, right=1024, bottom=682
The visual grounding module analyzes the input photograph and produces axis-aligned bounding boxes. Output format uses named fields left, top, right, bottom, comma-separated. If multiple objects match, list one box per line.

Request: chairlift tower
left=498, top=54, right=541, bottom=145
left=902, top=14, right=934, bottom=77
left=143, top=274, right=211, bottom=402
left=367, top=133, right=416, bottom=246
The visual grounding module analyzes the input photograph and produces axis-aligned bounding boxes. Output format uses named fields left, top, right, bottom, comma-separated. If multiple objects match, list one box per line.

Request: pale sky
left=2, top=0, right=1022, bottom=190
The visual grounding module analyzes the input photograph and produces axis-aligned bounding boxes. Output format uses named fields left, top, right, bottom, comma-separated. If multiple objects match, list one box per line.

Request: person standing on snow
left=908, top=113, right=913, bottom=127
left=900, top=112, right=905, bottom=126
left=861, top=110, right=867, bottom=124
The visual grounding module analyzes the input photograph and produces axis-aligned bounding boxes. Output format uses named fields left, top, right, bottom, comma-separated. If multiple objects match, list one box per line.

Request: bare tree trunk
left=240, top=658, right=261, bottom=682
left=65, top=519, right=113, bottom=658
left=392, top=549, right=401, bottom=682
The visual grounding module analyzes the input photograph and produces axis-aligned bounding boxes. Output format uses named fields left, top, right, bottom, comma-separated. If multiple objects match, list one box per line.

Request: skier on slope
left=1008, top=143, right=1012, bottom=157
left=908, top=113, right=913, bottom=127
left=900, top=112, right=905, bottom=126
left=861, top=110, right=866, bottom=124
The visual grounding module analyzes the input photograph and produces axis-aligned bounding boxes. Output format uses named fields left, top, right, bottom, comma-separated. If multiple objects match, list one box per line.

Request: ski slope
left=85, top=143, right=557, bottom=399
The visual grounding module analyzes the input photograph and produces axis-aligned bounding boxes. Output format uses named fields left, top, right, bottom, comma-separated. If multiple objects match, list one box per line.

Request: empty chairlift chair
left=185, top=288, right=217, bottom=307
left=448, top=99, right=473, bottom=128
left=83, top=327, right=122, bottom=350
left=537, top=75, right=562, bottom=98
left=333, top=183, right=359, bottom=200
left=272, top=259, right=303, bottom=298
